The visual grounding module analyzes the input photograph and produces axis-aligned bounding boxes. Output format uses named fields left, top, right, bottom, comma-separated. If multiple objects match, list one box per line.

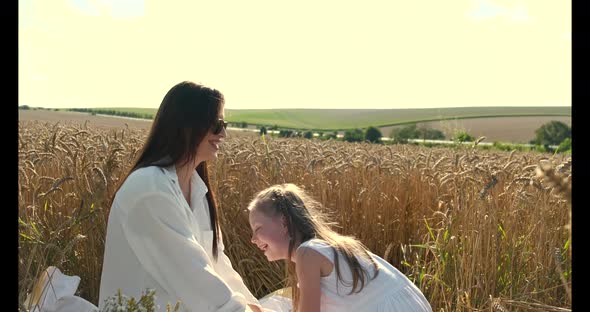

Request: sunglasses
left=212, top=119, right=228, bottom=135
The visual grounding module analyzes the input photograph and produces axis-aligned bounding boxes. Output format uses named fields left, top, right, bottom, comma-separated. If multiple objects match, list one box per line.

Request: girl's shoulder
left=299, top=238, right=332, bottom=249
left=297, top=238, right=335, bottom=261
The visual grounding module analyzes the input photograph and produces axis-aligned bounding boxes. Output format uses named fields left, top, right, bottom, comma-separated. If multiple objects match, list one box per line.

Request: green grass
left=62, top=106, right=570, bottom=130
left=224, top=107, right=570, bottom=130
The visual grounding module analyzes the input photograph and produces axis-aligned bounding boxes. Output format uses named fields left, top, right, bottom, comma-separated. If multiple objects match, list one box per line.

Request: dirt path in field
left=379, top=116, right=571, bottom=144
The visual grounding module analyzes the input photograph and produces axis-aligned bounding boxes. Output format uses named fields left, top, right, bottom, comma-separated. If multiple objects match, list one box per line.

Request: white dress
left=297, top=239, right=432, bottom=312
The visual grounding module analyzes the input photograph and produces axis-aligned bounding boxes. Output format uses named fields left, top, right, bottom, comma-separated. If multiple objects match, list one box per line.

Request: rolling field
left=224, top=107, right=570, bottom=130
left=65, top=106, right=570, bottom=130
left=21, top=109, right=571, bottom=144
left=18, top=117, right=571, bottom=311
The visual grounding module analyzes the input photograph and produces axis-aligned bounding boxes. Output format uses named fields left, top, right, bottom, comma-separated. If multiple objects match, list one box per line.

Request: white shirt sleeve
left=213, top=232, right=261, bottom=305
left=122, top=191, right=249, bottom=312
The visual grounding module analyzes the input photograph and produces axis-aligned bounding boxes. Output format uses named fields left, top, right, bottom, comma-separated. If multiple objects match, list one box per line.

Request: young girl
left=248, top=184, right=432, bottom=312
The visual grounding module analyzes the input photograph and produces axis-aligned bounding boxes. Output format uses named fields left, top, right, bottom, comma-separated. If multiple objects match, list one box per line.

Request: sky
left=19, top=0, right=571, bottom=110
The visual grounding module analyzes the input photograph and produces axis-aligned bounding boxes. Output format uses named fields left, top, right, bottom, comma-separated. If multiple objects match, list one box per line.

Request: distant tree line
left=530, top=120, right=571, bottom=153
left=230, top=121, right=249, bottom=128
left=220, top=118, right=572, bottom=154
left=390, top=124, right=446, bottom=143
left=19, top=105, right=54, bottom=110
left=530, top=120, right=571, bottom=146
left=66, top=108, right=154, bottom=120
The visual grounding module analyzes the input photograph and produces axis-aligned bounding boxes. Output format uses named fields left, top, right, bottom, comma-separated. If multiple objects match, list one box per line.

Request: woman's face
left=249, top=206, right=291, bottom=261
left=195, top=108, right=226, bottom=163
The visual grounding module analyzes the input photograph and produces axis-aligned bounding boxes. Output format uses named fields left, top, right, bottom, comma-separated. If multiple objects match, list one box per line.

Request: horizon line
left=26, top=105, right=572, bottom=110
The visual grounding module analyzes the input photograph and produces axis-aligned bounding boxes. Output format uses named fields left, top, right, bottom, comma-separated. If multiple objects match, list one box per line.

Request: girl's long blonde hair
left=248, top=183, right=379, bottom=311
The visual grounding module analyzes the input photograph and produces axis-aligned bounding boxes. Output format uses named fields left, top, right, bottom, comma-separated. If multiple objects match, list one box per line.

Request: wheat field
left=18, top=120, right=572, bottom=311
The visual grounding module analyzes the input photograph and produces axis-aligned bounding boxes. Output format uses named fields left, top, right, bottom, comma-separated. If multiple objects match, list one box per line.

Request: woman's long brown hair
left=110, top=81, right=224, bottom=260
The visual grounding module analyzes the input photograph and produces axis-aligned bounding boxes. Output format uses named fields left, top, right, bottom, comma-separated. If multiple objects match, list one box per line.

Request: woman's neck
left=175, top=161, right=199, bottom=188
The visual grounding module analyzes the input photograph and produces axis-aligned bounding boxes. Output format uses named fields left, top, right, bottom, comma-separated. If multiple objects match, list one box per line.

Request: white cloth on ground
left=23, top=266, right=98, bottom=312
left=259, top=295, right=292, bottom=312
left=25, top=266, right=290, bottom=312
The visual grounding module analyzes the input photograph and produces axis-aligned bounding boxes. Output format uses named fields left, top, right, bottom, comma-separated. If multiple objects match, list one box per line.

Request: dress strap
left=298, top=238, right=335, bottom=263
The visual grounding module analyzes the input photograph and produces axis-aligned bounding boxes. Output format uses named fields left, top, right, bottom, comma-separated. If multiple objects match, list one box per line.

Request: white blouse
left=99, top=164, right=260, bottom=312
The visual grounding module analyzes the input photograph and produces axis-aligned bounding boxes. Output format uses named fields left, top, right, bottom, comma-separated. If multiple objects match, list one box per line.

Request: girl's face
left=249, top=206, right=291, bottom=261
left=195, top=108, right=226, bottom=163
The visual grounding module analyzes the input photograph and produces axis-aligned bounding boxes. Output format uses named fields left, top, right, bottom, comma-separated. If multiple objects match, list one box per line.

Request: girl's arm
left=294, top=247, right=322, bottom=312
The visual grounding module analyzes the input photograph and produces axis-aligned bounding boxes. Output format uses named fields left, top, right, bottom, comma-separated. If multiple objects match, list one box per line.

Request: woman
left=99, top=81, right=263, bottom=312
left=248, top=183, right=432, bottom=312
